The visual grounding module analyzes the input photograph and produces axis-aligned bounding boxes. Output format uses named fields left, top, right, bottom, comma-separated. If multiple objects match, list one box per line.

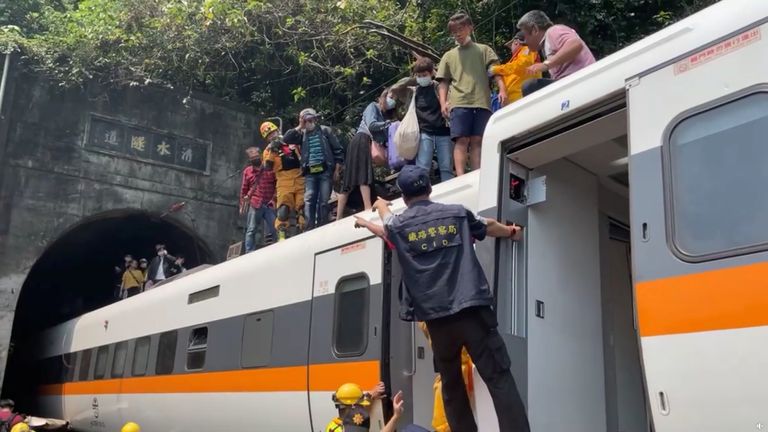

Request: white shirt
left=156, top=257, right=166, bottom=280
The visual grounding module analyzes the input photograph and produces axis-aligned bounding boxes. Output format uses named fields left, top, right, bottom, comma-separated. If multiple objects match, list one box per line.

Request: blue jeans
left=263, top=206, right=277, bottom=241
left=245, top=206, right=270, bottom=253
left=416, top=133, right=455, bottom=182
left=304, top=172, right=332, bottom=230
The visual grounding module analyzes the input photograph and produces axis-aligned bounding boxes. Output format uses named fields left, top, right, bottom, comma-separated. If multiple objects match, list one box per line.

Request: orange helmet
left=260, top=121, right=279, bottom=139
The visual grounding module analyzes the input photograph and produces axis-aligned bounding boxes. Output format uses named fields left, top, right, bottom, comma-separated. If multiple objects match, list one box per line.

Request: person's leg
left=427, top=316, right=478, bottom=432
left=463, top=307, right=530, bottom=432
left=244, top=206, right=257, bottom=253
left=434, top=135, right=455, bottom=182
left=469, top=109, right=492, bottom=171
left=416, top=133, right=435, bottom=171
left=304, top=174, right=318, bottom=230
left=450, top=108, right=473, bottom=177
left=252, top=206, right=265, bottom=248
left=317, top=172, right=333, bottom=226
left=295, top=176, right=306, bottom=230
left=263, top=206, right=277, bottom=242
left=335, top=192, right=348, bottom=222
left=359, top=185, right=372, bottom=211
left=521, top=78, right=555, bottom=97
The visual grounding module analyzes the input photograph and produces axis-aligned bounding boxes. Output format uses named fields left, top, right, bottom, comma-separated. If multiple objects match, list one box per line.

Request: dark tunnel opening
left=3, top=209, right=215, bottom=409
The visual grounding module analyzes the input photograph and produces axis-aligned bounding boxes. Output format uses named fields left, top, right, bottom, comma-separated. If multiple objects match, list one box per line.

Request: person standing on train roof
left=353, top=165, right=530, bottom=432
left=325, top=382, right=404, bottom=432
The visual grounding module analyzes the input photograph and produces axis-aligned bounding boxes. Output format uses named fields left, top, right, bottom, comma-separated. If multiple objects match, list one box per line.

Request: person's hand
left=239, top=200, right=247, bottom=215
left=353, top=216, right=367, bottom=229
left=288, top=144, right=297, bottom=151
left=527, top=62, right=549, bottom=75
left=498, top=91, right=508, bottom=106
left=392, top=391, right=404, bottom=419
left=372, top=198, right=391, bottom=212
left=369, top=381, right=386, bottom=400
left=441, top=102, right=451, bottom=118
left=334, top=164, right=341, bottom=183
left=508, top=224, right=523, bottom=241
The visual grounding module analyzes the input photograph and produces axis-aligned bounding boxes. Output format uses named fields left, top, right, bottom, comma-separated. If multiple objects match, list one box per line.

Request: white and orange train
left=33, top=1, right=768, bottom=430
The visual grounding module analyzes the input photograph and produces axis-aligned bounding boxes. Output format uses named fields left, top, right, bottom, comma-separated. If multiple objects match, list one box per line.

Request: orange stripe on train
left=39, top=360, right=379, bottom=396
left=637, top=261, right=768, bottom=337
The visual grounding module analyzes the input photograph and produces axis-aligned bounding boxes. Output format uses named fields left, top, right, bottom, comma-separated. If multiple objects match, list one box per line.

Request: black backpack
left=0, top=414, right=19, bottom=432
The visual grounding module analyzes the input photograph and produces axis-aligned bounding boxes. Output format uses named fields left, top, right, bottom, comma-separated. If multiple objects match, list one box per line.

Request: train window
left=186, top=327, right=208, bottom=371
left=111, top=342, right=128, bottom=378
left=63, top=352, right=77, bottom=382
left=132, top=336, right=151, bottom=376
left=666, top=92, right=768, bottom=260
left=156, top=331, right=178, bottom=375
left=332, top=274, right=370, bottom=357
left=78, top=349, right=92, bottom=381
left=241, top=311, right=274, bottom=368
left=93, top=345, right=109, bottom=380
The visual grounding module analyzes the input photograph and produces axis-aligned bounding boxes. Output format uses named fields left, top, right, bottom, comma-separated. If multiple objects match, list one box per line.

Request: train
left=31, top=0, right=768, bottom=430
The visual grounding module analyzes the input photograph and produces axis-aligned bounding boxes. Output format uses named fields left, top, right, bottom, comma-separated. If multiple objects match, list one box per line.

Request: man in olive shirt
left=437, top=13, right=506, bottom=176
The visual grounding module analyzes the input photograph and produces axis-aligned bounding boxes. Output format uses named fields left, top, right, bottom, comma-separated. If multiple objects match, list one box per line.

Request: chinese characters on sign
left=674, top=28, right=761, bottom=75
left=87, top=116, right=210, bottom=173
left=405, top=222, right=459, bottom=253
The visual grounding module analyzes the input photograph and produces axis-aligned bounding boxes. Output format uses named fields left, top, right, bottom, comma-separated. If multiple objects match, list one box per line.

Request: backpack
left=0, top=414, right=20, bottom=432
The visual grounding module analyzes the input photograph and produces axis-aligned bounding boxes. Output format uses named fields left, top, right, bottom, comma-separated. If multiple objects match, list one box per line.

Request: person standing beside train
left=353, top=165, right=530, bottom=432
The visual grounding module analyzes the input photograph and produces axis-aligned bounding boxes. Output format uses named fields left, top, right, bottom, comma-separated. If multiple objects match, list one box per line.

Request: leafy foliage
left=0, top=0, right=718, bottom=126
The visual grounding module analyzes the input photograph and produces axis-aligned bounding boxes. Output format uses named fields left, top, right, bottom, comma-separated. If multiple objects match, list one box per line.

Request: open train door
left=628, top=17, right=768, bottom=431
left=307, top=237, right=386, bottom=431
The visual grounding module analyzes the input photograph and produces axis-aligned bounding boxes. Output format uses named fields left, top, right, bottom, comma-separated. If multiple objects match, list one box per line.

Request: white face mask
left=385, top=97, right=396, bottom=110
left=416, top=76, right=432, bottom=87
left=305, top=122, right=316, bottom=131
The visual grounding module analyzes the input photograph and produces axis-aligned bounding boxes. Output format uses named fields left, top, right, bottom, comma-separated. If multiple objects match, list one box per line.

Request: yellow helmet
left=10, top=423, right=30, bottom=432
left=260, top=121, right=279, bottom=139
left=120, top=422, right=141, bottom=432
left=333, top=383, right=369, bottom=406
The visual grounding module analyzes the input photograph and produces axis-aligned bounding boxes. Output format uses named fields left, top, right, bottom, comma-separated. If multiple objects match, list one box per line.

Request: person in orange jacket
left=261, top=122, right=305, bottom=240
left=418, top=322, right=473, bottom=432
left=490, top=32, right=541, bottom=105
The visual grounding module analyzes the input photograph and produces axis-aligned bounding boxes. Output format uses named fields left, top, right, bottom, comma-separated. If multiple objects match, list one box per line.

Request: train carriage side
left=478, top=1, right=768, bottom=431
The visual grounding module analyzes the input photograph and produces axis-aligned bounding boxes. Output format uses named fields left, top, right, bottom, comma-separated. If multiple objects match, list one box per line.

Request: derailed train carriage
left=32, top=0, right=768, bottom=430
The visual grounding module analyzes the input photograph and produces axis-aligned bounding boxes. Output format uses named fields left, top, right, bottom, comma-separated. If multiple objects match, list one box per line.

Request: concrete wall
left=0, top=56, right=258, bottom=390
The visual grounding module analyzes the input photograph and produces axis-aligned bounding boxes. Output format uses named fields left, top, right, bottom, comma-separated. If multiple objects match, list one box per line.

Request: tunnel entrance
left=3, top=209, right=214, bottom=406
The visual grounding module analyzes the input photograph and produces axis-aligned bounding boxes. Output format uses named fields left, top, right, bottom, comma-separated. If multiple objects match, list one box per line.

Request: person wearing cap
left=326, top=382, right=404, bottom=432
left=490, top=31, right=541, bottom=105
left=264, top=126, right=305, bottom=240
left=354, top=165, right=530, bottom=432
left=298, top=108, right=344, bottom=230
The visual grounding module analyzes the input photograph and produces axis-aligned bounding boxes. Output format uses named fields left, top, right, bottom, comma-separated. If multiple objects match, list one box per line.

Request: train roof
left=36, top=171, right=481, bottom=359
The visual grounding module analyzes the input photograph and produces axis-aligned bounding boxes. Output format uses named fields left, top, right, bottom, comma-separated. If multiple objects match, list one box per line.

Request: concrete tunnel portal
left=2, top=209, right=215, bottom=408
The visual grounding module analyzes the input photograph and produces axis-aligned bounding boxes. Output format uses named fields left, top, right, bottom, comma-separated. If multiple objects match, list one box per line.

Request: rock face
left=0, top=57, right=261, bottom=392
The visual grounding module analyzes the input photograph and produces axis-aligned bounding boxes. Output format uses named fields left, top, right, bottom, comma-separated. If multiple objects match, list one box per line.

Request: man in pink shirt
left=516, top=10, right=596, bottom=96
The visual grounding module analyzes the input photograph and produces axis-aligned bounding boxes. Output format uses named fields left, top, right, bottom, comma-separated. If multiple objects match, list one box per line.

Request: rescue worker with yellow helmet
left=261, top=121, right=305, bottom=240
left=325, top=382, right=404, bottom=432
left=120, top=421, right=140, bottom=432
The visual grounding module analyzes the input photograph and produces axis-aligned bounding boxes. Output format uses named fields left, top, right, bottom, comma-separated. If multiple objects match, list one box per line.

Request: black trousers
left=426, top=306, right=530, bottom=432
left=521, top=78, right=555, bottom=97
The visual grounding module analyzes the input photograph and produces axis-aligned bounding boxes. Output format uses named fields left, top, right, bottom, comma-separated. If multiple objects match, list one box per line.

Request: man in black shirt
left=393, top=58, right=454, bottom=182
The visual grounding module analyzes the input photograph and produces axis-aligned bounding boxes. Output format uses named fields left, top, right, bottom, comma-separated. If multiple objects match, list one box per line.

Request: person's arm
left=485, top=217, right=523, bottom=240
left=495, top=74, right=507, bottom=106
left=354, top=216, right=387, bottom=239
left=438, top=81, right=450, bottom=118
left=545, top=36, right=584, bottom=70
left=381, top=391, right=404, bottom=432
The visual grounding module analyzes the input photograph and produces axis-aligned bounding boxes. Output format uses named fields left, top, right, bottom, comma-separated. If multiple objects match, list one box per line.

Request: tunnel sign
left=87, top=115, right=211, bottom=174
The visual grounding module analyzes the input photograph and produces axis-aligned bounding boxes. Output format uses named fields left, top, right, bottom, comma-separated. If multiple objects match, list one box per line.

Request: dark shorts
left=450, top=107, right=492, bottom=140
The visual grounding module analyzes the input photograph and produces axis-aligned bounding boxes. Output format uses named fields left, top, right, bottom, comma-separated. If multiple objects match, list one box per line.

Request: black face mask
left=250, top=159, right=261, bottom=166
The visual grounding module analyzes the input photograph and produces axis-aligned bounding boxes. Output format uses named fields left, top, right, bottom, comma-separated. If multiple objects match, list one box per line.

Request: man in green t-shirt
left=437, top=12, right=506, bottom=176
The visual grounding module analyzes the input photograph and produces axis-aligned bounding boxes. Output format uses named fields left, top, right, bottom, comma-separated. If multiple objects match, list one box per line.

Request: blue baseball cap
left=397, top=165, right=431, bottom=197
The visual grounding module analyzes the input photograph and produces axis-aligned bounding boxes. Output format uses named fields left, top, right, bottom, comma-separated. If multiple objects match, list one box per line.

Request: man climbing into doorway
left=354, top=165, right=530, bottom=432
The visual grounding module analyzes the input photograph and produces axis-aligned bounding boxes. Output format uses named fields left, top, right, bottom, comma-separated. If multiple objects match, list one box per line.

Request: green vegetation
left=0, top=0, right=717, bottom=125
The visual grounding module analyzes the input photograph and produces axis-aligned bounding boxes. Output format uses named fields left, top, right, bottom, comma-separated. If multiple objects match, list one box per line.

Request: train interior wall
left=517, top=118, right=648, bottom=431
